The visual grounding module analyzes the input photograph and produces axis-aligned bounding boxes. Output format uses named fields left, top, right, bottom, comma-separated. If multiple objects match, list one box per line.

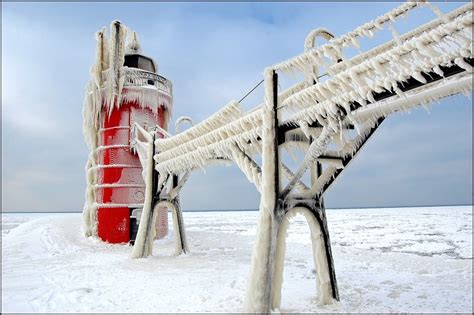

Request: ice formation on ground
left=2, top=206, right=472, bottom=313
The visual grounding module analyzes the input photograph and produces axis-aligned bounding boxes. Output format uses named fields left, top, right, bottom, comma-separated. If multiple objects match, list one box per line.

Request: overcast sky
left=2, top=1, right=472, bottom=212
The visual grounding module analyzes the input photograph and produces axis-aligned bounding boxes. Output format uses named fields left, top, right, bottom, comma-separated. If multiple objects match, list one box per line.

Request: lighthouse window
left=137, top=57, right=155, bottom=73
left=124, top=54, right=156, bottom=73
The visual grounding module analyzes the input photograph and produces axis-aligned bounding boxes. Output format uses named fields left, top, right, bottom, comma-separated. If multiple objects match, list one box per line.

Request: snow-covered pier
left=83, top=2, right=472, bottom=313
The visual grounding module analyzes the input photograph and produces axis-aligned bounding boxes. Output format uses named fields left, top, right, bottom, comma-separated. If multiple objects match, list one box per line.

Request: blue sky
left=2, top=2, right=472, bottom=212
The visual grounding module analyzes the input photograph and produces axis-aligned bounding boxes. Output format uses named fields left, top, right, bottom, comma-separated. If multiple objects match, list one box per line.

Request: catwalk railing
left=130, top=2, right=473, bottom=312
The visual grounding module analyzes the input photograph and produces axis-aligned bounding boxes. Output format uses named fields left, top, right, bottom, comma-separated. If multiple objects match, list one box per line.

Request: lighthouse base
left=97, top=207, right=131, bottom=243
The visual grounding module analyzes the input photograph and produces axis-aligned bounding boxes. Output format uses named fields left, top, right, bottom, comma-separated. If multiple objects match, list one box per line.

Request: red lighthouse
left=83, top=21, right=171, bottom=244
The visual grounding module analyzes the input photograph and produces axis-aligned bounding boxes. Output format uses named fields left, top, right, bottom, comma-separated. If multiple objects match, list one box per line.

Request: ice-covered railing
left=121, top=67, right=173, bottom=121
left=155, top=101, right=242, bottom=152
left=273, top=2, right=465, bottom=75
left=278, top=3, right=472, bottom=111
left=100, top=65, right=173, bottom=90
left=152, top=2, right=472, bottom=178
left=155, top=107, right=263, bottom=172
left=127, top=2, right=472, bottom=313
left=124, top=68, right=172, bottom=92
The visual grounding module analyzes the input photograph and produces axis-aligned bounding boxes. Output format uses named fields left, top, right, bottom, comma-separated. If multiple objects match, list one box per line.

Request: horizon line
left=2, top=203, right=472, bottom=214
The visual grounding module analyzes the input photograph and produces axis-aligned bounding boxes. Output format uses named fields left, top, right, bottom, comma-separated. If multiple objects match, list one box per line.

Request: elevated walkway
left=131, top=2, right=473, bottom=312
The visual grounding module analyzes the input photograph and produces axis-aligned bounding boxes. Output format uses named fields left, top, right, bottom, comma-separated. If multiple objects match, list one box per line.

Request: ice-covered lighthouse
left=82, top=21, right=171, bottom=243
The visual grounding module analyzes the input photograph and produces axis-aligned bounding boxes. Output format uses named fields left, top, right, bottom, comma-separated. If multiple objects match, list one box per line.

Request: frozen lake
left=2, top=206, right=472, bottom=313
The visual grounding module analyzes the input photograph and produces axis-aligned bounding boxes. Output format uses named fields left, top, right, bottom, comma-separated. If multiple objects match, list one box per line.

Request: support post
left=314, top=204, right=339, bottom=301
left=131, top=133, right=158, bottom=258
left=272, top=205, right=335, bottom=307
left=270, top=144, right=339, bottom=309
left=314, top=161, right=339, bottom=301
left=170, top=179, right=188, bottom=255
left=154, top=173, right=189, bottom=256
left=244, top=69, right=281, bottom=313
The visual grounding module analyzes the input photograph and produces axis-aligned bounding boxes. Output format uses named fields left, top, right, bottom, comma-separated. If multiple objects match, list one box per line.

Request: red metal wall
left=96, top=94, right=167, bottom=243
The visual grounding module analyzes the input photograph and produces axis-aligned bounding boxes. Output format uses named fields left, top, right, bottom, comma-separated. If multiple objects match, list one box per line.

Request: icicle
left=455, top=57, right=473, bottom=72
left=338, top=120, right=345, bottom=143
left=412, top=70, right=427, bottom=84
left=352, top=74, right=472, bottom=124
left=126, top=31, right=142, bottom=54
left=299, top=120, right=312, bottom=139
left=392, top=82, right=405, bottom=98
left=421, top=103, right=432, bottom=114
left=367, top=90, right=376, bottom=104
left=156, top=101, right=243, bottom=151
left=433, top=65, right=444, bottom=77
left=91, top=27, right=109, bottom=89
left=108, top=20, right=128, bottom=117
